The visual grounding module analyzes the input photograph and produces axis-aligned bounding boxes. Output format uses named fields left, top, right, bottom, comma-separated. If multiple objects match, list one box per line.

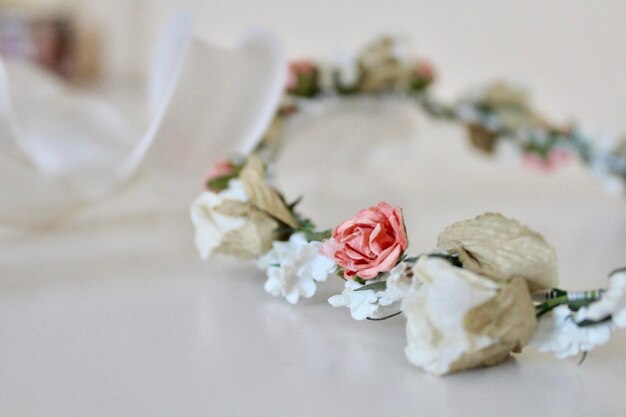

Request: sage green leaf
left=354, top=281, right=387, bottom=292
left=305, top=229, right=331, bottom=242
left=437, top=213, right=558, bottom=291
left=240, top=155, right=299, bottom=229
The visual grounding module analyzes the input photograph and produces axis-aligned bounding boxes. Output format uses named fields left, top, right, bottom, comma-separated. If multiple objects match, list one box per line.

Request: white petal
left=260, top=233, right=337, bottom=304
left=349, top=303, right=378, bottom=321
left=297, top=279, right=317, bottom=299
left=378, top=261, right=414, bottom=306
left=328, top=294, right=347, bottom=307
left=264, top=272, right=283, bottom=297
left=285, top=290, right=301, bottom=304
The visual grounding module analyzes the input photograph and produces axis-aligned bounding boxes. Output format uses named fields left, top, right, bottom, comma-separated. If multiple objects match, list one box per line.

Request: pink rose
left=321, top=202, right=408, bottom=280
left=523, top=148, right=570, bottom=172
left=286, top=59, right=316, bottom=90
left=415, top=59, right=435, bottom=81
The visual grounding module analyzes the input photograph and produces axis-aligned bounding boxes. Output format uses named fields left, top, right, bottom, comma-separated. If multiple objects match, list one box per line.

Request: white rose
left=402, top=256, right=536, bottom=375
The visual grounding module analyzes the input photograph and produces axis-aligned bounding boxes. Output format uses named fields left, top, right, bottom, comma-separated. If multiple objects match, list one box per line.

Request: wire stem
left=367, top=311, right=402, bottom=321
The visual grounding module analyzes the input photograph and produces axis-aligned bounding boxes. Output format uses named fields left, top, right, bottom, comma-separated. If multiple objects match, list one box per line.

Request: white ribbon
left=0, top=12, right=286, bottom=229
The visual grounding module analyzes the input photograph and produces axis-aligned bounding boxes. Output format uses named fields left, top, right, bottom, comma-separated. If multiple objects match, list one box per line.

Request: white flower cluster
left=530, top=305, right=613, bottom=358
left=328, top=261, right=414, bottom=320
left=258, top=233, right=336, bottom=304
left=531, top=270, right=626, bottom=358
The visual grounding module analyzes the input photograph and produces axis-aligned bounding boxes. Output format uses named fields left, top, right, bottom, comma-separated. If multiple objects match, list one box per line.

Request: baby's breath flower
left=530, top=305, right=613, bottom=358
left=579, top=270, right=626, bottom=327
left=379, top=261, right=415, bottom=305
left=328, top=280, right=383, bottom=320
left=531, top=270, right=626, bottom=358
left=258, top=233, right=336, bottom=304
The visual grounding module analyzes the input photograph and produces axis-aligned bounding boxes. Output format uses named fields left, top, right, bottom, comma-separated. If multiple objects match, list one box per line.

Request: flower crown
left=191, top=36, right=626, bottom=376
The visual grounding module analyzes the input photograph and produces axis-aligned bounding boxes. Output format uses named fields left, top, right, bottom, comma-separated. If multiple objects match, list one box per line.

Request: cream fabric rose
left=356, top=36, right=416, bottom=92
left=191, top=179, right=278, bottom=260
left=402, top=256, right=536, bottom=375
left=482, top=83, right=545, bottom=129
left=437, top=213, right=558, bottom=291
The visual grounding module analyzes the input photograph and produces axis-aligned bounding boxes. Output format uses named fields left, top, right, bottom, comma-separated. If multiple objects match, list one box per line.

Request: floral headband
left=191, top=36, right=626, bottom=376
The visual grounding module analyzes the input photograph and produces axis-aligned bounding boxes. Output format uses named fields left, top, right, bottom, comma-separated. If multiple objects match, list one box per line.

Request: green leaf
left=335, top=268, right=346, bottom=280
left=305, top=229, right=331, bottom=242
left=353, top=276, right=367, bottom=286
left=295, top=215, right=316, bottom=232
left=288, top=196, right=303, bottom=211
left=566, top=299, right=599, bottom=311
left=206, top=164, right=243, bottom=192
left=354, top=281, right=387, bottom=292
left=577, top=316, right=612, bottom=327
left=207, top=174, right=237, bottom=192
left=535, top=303, right=558, bottom=319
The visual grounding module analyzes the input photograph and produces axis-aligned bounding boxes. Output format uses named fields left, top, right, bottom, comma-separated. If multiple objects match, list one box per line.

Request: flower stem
left=367, top=311, right=402, bottom=321
left=535, top=289, right=605, bottom=318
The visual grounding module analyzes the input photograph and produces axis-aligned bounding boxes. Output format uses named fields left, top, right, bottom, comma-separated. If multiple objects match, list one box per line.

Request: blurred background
left=0, top=0, right=624, bottom=131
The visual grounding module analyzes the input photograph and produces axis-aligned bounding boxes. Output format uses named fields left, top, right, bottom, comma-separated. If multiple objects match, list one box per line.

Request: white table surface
left=1, top=109, right=625, bottom=417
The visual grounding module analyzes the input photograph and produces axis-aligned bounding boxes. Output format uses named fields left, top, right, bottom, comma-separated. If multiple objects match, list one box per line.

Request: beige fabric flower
left=239, top=155, right=299, bottom=229
left=191, top=179, right=278, bottom=260
left=356, top=36, right=414, bottom=92
left=437, top=213, right=558, bottom=291
left=466, top=124, right=499, bottom=154
left=483, top=83, right=545, bottom=129
left=403, top=256, right=536, bottom=375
